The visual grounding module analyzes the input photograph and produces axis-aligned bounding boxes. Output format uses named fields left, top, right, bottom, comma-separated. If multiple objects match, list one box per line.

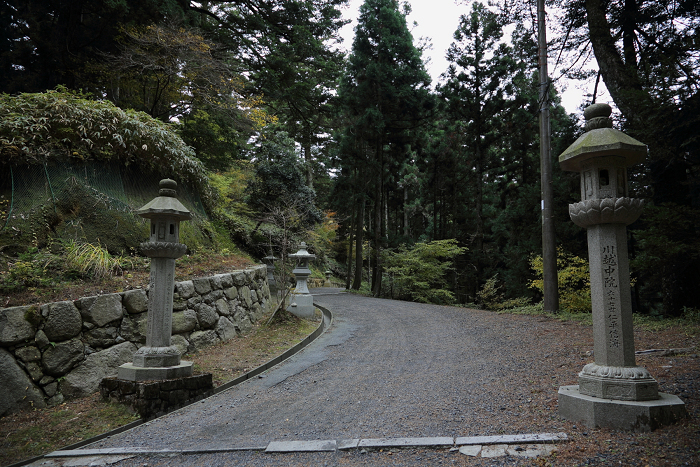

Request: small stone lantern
left=287, top=242, right=315, bottom=318
left=557, top=104, right=686, bottom=430
left=118, top=179, right=193, bottom=381
left=263, top=252, right=278, bottom=287
left=324, top=270, right=332, bottom=287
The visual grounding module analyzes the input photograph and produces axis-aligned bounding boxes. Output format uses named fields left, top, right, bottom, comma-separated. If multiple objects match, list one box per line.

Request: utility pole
left=537, top=0, right=559, bottom=313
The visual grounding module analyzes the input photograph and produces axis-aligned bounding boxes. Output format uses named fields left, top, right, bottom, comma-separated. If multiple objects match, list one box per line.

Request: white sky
left=337, top=0, right=610, bottom=115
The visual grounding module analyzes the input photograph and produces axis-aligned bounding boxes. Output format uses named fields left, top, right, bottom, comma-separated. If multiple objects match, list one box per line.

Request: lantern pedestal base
left=558, top=385, right=687, bottom=432
left=117, top=361, right=193, bottom=381
left=578, top=372, right=658, bottom=401
left=288, top=294, right=315, bottom=319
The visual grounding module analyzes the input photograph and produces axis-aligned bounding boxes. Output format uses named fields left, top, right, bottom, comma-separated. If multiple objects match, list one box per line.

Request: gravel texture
left=73, top=292, right=697, bottom=466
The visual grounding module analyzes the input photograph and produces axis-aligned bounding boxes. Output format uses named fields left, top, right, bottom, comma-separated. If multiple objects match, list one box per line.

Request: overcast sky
left=337, top=0, right=610, bottom=115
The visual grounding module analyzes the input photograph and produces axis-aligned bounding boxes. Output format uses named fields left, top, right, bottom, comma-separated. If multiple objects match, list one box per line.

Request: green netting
left=0, top=161, right=210, bottom=254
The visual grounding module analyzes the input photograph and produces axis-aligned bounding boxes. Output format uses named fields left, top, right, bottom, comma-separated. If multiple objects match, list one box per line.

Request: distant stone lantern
left=325, top=270, right=332, bottom=287
left=557, top=104, right=686, bottom=430
left=263, top=253, right=278, bottom=287
left=287, top=242, right=315, bottom=319
left=118, top=179, right=193, bottom=381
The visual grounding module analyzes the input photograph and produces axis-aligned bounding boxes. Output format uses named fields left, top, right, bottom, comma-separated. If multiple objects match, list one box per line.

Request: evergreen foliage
left=0, top=88, right=213, bottom=206
left=247, top=131, right=323, bottom=227
left=384, top=239, right=466, bottom=304
left=530, top=248, right=591, bottom=314
left=336, top=0, right=434, bottom=295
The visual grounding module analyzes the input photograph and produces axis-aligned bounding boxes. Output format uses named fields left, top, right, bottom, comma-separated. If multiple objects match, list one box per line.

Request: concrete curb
left=9, top=306, right=333, bottom=467
left=44, top=433, right=569, bottom=458
left=212, top=304, right=333, bottom=396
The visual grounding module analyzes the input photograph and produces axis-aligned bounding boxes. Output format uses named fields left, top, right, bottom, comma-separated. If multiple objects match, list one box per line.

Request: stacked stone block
left=0, top=265, right=270, bottom=417
left=100, top=374, right=213, bottom=419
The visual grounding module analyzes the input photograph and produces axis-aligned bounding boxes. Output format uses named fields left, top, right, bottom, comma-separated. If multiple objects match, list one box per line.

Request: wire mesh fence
left=0, top=161, right=209, bottom=253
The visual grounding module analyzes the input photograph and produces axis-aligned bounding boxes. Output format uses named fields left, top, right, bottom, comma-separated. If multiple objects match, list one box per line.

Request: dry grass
left=530, top=320, right=699, bottom=467
left=0, top=393, right=139, bottom=466
left=1, top=251, right=254, bottom=308
left=187, top=309, right=321, bottom=387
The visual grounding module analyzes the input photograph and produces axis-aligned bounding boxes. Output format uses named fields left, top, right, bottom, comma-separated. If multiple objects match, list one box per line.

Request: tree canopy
left=1, top=0, right=697, bottom=316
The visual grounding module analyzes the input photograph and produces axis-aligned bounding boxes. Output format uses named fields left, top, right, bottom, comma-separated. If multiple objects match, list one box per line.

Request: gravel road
left=70, top=292, right=589, bottom=466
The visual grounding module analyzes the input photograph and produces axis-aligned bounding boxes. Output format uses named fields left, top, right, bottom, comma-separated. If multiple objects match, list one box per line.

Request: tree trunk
left=384, top=185, right=389, bottom=241
left=346, top=192, right=356, bottom=290
left=303, top=123, right=314, bottom=190
left=352, top=196, right=364, bottom=290
left=433, top=158, right=438, bottom=241
left=372, top=147, right=383, bottom=297
left=585, top=0, right=648, bottom=121
left=475, top=144, right=484, bottom=289
left=403, top=184, right=409, bottom=238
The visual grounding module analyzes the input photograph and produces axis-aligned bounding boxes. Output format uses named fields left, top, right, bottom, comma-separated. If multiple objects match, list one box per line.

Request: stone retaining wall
left=0, top=265, right=271, bottom=417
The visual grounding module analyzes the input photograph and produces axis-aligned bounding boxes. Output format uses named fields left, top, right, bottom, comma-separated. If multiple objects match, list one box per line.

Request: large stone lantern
left=557, top=104, right=686, bottom=430
left=118, top=179, right=193, bottom=381
left=287, top=242, right=315, bottom=319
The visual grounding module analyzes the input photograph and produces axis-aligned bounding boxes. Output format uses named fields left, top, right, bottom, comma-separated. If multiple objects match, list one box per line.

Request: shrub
left=0, top=247, right=57, bottom=292
left=530, top=247, right=591, bottom=313
left=64, top=240, right=124, bottom=279
left=477, top=275, right=533, bottom=311
left=384, top=239, right=467, bottom=305
left=0, top=87, right=216, bottom=210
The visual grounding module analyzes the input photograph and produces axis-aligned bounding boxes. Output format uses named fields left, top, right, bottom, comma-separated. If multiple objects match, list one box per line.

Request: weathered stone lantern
left=263, top=253, right=278, bottom=287
left=287, top=242, right=315, bottom=318
left=324, top=270, right=332, bottom=287
left=557, top=104, right=686, bottom=430
left=118, top=179, right=193, bottom=381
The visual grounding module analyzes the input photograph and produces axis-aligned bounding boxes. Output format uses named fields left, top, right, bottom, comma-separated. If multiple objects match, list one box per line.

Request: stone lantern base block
left=117, top=361, right=193, bottom=381
left=132, top=345, right=182, bottom=368
left=579, top=374, right=659, bottom=401
left=288, top=294, right=315, bottom=319
left=558, top=385, right=687, bottom=432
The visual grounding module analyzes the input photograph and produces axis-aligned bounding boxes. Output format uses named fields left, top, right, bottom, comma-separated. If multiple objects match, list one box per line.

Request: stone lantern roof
left=136, top=179, right=192, bottom=220
left=558, top=103, right=647, bottom=172
left=289, top=242, right=316, bottom=261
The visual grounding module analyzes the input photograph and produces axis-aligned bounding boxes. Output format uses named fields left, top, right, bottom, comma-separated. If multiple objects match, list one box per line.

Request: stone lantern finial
left=583, top=103, right=613, bottom=131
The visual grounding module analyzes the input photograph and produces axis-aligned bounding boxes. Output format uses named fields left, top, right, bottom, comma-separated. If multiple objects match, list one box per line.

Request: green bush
left=530, top=248, right=591, bottom=313
left=0, top=247, right=57, bottom=292
left=0, top=88, right=214, bottom=209
left=476, top=275, right=502, bottom=310
left=477, top=275, right=533, bottom=311
left=384, top=239, right=467, bottom=305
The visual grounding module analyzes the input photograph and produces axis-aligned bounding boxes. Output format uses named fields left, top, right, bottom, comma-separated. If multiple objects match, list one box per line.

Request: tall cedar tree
left=337, top=0, right=433, bottom=295
left=437, top=2, right=523, bottom=293
left=247, top=0, right=348, bottom=189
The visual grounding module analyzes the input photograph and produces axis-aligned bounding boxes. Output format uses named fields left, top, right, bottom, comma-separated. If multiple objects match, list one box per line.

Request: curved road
left=59, top=292, right=579, bottom=465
